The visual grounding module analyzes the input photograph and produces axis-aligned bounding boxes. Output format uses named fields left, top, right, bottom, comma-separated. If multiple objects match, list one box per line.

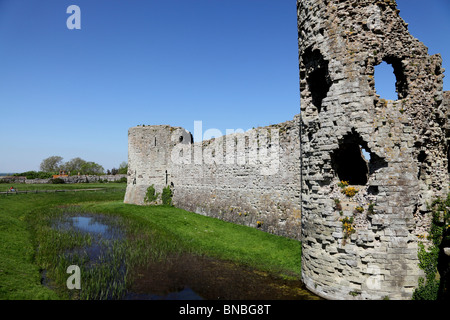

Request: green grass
left=84, top=201, right=302, bottom=278
left=30, top=204, right=190, bottom=300
left=1, top=183, right=126, bottom=192
left=0, top=186, right=125, bottom=299
left=0, top=183, right=302, bottom=300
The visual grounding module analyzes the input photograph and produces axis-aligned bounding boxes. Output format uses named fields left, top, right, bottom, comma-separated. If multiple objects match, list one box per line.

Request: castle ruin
left=124, top=0, right=449, bottom=300
left=124, top=117, right=302, bottom=240
left=298, top=0, right=448, bottom=299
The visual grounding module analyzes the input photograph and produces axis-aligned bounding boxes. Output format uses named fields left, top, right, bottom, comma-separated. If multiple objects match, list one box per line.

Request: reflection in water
left=126, top=286, right=202, bottom=300
left=53, top=213, right=321, bottom=300
left=55, top=215, right=124, bottom=240
left=126, top=254, right=320, bottom=300
left=71, top=216, right=108, bottom=235
left=54, top=214, right=125, bottom=270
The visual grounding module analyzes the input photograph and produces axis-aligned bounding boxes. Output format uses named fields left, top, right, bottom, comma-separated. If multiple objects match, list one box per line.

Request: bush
left=413, top=194, right=450, bottom=300
left=338, top=180, right=349, bottom=188
left=367, top=203, right=376, bottom=215
left=161, top=186, right=173, bottom=206
left=340, top=216, right=355, bottom=239
left=114, top=177, right=127, bottom=183
left=144, top=185, right=159, bottom=204
left=14, top=171, right=54, bottom=179
left=412, top=242, right=440, bottom=300
left=342, top=186, right=358, bottom=197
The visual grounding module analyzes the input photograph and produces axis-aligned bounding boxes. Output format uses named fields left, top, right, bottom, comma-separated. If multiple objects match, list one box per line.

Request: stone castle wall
left=298, top=0, right=448, bottom=300
left=124, top=116, right=302, bottom=240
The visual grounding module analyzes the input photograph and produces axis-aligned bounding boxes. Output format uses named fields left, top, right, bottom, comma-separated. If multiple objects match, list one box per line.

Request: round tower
left=124, top=125, right=191, bottom=205
left=298, top=0, right=448, bottom=299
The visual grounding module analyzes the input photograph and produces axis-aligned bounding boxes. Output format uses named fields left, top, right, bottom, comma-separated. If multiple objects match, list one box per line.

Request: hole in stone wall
left=179, top=131, right=193, bottom=144
left=301, top=47, right=331, bottom=113
left=332, top=142, right=369, bottom=185
left=374, top=57, right=408, bottom=100
left=367, top=185, right=379, bottom=195
left=331, top=129, right=387, bottom=185
left=448, top=148, right=450, bottom=174
left=362, top=148, right=371, bottom=162
left=308, top=68, right=330, bottom=112
left=368, top=151, right=388, bottom=175
left=374, top=61, right=397, bottom=100
left=418, top=150, right=427, bottom=179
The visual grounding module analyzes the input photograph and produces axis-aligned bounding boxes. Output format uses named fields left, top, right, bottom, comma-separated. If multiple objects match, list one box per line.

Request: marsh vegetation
left=1, top=183, right=319, bottom=300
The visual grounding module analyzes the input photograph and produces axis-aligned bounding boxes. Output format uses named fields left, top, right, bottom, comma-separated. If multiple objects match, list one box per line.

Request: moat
left=52, top=213, right=321, bottom=300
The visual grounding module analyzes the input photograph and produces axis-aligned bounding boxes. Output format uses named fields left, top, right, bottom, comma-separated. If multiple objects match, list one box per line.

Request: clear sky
left=0, top=0, right=449, bottom=173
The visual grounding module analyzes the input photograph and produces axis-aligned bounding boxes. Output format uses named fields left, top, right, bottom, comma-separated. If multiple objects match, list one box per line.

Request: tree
left=61, top=157, right=104, bottom=175
left=80, top=161, right=105, bottom=175
left=62, top=157, right=86, bottom=174
left=40, top=156, right=63, bottom=173
left=118, top=161, right=128, bottom=174
left=39, top=156, right=105, bottom=176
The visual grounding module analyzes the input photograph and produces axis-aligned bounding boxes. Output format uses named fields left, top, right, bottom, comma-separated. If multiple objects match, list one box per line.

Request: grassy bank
left=85, top=201, right=302, bottom=277
left=0, top=184, right=302, bottom=299
left=0, top=185, right=126, bottom=299
left=1, top=182, right=126, bottom=192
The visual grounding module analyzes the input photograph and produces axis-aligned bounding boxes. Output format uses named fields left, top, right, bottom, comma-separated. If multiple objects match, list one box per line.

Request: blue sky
left=0, top=0, right=449, bottom=173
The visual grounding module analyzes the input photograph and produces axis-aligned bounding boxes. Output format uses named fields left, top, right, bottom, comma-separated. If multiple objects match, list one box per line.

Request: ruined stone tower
left=298, top=0, right=449, bottom=299
left=124, top=125, right=191, bottom=205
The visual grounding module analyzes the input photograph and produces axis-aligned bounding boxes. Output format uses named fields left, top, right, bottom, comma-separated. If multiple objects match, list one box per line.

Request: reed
left=30, top=204, right=189, bottom=300
left=0, top=187, right=125, bottom=299
left=2, top=185, right=301, bottom=300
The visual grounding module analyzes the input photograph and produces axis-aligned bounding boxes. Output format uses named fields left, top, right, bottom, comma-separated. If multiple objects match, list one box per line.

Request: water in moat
left=52, top=213, right=321, bottom=300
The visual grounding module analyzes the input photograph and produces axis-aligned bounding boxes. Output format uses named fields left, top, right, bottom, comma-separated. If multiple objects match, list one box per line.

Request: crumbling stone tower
left=124, top=125, right=191, bottom=205
left=298, top=0, right=449, bottom=299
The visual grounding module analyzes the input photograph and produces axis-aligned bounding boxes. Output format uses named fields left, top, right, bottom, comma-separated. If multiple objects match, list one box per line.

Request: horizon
left=1, top=0, right=449, bottom=173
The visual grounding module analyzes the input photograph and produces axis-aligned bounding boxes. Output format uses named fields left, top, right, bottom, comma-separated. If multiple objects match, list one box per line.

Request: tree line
left=13, top=156, right=127, bottom=179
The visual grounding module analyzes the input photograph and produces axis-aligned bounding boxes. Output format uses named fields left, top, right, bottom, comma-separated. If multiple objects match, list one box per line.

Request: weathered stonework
left=124, top=125, right=186, bottom=206
left=298, top=0, right=448, bottom=300
left=124, top=118, right=302, bottom=239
